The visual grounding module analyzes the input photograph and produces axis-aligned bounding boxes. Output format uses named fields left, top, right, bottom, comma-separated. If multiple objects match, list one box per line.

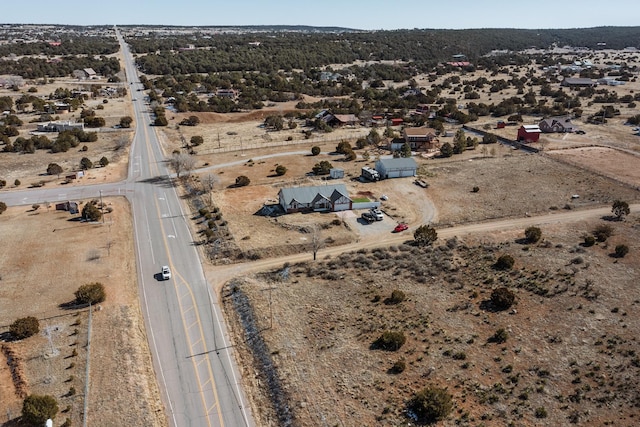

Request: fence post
left=82, top=303, right=92, bottom=427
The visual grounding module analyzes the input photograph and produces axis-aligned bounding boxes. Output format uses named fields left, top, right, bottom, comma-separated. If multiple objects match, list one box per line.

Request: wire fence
left=82, top=304, right=93, bottom=427
left=195, top=131, right=371, bottom=155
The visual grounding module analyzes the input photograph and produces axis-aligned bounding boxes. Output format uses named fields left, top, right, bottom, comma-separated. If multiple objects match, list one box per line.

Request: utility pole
left=100, top=190, right=104, bottom=223
left=261, top=286, right=276, bottom=329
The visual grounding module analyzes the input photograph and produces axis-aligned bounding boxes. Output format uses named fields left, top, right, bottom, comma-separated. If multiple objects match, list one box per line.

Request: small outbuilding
left=517, top=125, right=541, bottom=142
left=329, top=168, right=344, bottom=179
left=37, top=121, right=84, bottom=132
left=375, top=157, right=417, bottom=179
left=55, top=201, right=79, bottom=214
left=561, top=77, right=596, bottom=88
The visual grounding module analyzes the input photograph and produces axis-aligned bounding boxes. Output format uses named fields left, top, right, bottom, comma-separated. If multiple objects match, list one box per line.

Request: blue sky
left=4, top=0, right=639, bottom=30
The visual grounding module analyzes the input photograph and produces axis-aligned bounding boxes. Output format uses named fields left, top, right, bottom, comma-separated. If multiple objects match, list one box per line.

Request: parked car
left=380, top=194, right=389, bottom=201
left=361, top=212, right=375, bottom=223
left=370, top=208, right=384, bottom=221
left=393, top=223, right=408, bottom=233
left=161, top=265, right=171, bottom=280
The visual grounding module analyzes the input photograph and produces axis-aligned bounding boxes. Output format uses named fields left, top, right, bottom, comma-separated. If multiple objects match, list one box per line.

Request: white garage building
left=375, top=157, right=418, bottom=179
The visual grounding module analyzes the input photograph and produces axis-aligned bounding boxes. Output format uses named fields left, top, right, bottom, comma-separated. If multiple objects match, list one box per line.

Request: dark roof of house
left=332, top=114, right=358, bottom=123
left=539, top=116, right=577, bottom=131
left=279, top=184, right=350, bottom=205
left=562, top=77, right=595, bottom=85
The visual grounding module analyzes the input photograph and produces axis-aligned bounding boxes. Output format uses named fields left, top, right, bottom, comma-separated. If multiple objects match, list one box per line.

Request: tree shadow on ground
left=58, top=300, right=88, bottom=310
left=138, top=175, right=175, bottom=188
left=479, top=299, right=509, bottom=313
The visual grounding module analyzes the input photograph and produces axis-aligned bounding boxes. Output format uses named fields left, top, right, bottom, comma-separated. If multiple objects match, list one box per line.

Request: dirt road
left=205, top=203, right=638, bottom=291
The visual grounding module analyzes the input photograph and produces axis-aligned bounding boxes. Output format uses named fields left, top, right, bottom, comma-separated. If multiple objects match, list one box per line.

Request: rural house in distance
left=539, top=116, right=578, bottom=133
left=278, top=184, right=352, bottom=213
left=402, top=127, right=440, bottom=150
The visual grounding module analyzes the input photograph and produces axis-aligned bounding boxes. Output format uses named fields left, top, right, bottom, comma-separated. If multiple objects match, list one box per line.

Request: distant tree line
left=0, top=37, right=118, bottom=57
left=0, top=56, right=120, bottom=79
left=129, top=27, right=640, bottom=75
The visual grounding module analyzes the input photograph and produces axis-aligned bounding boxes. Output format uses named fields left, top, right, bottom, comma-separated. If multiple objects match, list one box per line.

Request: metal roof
left=376, top=157, right=417, bottom=170
left=521, top=125, right=542, bottom=133
left=404, top=127, right=437, bottom=137
left=279, top=184, right=349, bottom=205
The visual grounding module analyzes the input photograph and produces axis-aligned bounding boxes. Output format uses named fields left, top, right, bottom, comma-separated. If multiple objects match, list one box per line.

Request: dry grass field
left=0, top=76, right=133, bottom=188
left=3, top=45, right=640, bottom=427
left=223, top=215, right=640, bottom=427
left=0, top=200, right=165, bottom=427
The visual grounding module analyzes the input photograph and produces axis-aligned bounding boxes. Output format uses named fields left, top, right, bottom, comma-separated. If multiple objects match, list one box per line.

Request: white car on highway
left=161, top=265, right=171, bottom=280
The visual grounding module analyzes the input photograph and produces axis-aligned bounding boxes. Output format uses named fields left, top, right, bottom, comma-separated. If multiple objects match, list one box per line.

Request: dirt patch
left=223, top=215, right=640, bottom=427
left=547, top=146, right=640, bottom=189
left=0, top=200, right=165, bottom=427
left=0, top=77, right=133, bottom=189
left=424, top=149, right=640, bottom=225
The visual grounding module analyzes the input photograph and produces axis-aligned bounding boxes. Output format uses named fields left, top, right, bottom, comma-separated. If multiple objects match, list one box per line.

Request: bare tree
left=310, top=224, right=324, bottom=261
left=6, top=75, right=24, bottom=89
left=202, top=174, right=219, bottom=207
left=169, top=153, right=196, bottom=179
left=114, top=135, right=129, bottom=151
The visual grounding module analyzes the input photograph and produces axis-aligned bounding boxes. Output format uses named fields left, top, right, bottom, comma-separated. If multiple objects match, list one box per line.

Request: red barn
left=517, top=125, right=541, bottom=142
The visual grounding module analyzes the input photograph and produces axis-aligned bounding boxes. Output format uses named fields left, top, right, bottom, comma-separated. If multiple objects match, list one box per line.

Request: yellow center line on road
left=172, top=267, right=226, bottom=427
left=142, top=113, right=227, bottom=427
left=188, top=320, right=200, bottom=330
left=207, top=402, right=220, bottom=415
left=151, top=192, right=225, bottom=427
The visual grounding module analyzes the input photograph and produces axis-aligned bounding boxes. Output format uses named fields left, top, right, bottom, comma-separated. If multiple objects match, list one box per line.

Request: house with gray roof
left=375, top=157, right=417, bottom=179
left=278, top=184, right=351, bottom=214
left=561, top=77, right=596, bottom=88
left=539, top=116, right=578, bottom=133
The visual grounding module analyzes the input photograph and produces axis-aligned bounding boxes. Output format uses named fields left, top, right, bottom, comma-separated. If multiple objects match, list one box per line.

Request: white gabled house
left=278, top=184, right=352, bottom=214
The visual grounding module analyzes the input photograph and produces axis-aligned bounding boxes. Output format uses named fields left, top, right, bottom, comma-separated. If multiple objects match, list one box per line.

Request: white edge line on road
left=133, top=205, right=178, bottom=427
left=162, top=191, right=179, bottom=238
left=207, top=285, right=251, bottom=426
left=142, top=202, right=156, bottom=265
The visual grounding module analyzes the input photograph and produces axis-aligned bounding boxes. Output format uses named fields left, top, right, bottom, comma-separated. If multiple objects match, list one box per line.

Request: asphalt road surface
left=1, top=28, right=638, bottom=427
left=1, top=30, right=253, bottom=427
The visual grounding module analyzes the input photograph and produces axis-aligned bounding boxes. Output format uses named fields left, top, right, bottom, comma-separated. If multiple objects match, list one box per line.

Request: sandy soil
left=0, top=76, right=133, bottom=188
left=547, top=146, right=640, bottom=189
left=0, top=200, right=165, bottom=427
left=424, top=149, right=640, bottom=225
left=3, top=46, right=640, bottom=427
left=223, top=214, right=640, bottom=427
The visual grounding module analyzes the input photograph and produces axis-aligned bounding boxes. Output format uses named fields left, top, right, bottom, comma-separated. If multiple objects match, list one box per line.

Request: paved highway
left=117, top=30, right=253, bottom=427
left=2, top=30, right=253, bottom=427
left=2, top=27, right=638, bottom=427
